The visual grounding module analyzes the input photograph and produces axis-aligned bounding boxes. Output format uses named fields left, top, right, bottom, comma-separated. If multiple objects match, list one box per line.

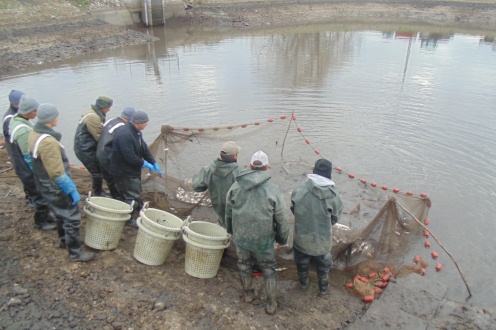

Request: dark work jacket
left=110, top=122, right=155, bottom=178
left=96, top=117, right=126, bottom=173
left=73, top=108, right=105, bottom=172
left=2, top=106, right=17, bottom=157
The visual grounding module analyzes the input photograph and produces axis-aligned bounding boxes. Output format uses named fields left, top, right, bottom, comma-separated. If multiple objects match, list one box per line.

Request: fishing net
left=143, top=114, right=431, bottom=298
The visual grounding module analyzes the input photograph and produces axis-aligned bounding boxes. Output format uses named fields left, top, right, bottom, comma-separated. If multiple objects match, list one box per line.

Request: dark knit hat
left=18, top=95, right=39, bottom=115
left=131, top=111, right=149, bottom=124
left=313, top=159, right=332, bottom=179
left=120, top=106, right=136, bottom=120
left=9, top=90, right=25, bottom=105
left=94, top=96, right=113, bottom=109
left=37, top=103, right=59, bottom=124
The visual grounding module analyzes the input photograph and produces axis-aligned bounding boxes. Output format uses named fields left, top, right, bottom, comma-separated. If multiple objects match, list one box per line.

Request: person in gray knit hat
left=73, top=96, right=113, bottom=197
left=2, top=90, right=25, bottom=155
left=110, top=110, right=161, bottom=228
left=28, top=103, right=94, bottom=262
left=290, top=158, right=343, bottom=297
left=9, top=96, right=56, bottom=231
left=96, top=106, right=136, bottom=199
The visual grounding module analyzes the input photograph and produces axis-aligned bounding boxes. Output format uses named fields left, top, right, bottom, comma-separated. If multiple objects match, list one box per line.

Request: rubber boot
left=317, top=271, right=330, bottom=297
left=265, top=276, right=278, bottom=315
left=34, top=210, right=56, bottom=231
left=126, top=218, right=138, bottom=229
left=297, top=271, right=309, bottom=289
left=66, top=235, right=95, bottom=262
left=239, top=270, right=257, bottom=303
left=92, top=177, right=109, bottom=198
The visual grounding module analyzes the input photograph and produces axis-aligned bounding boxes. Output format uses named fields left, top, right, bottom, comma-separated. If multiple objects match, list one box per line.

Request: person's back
left=192, top=141, right=241, bottom=228
left=3, top=90, right=25, bottom=159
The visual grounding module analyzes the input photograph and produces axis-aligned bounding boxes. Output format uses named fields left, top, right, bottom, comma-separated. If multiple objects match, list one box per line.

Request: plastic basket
left=183, top=234, right=229, bottom=279
left=85, top=192, right=133, bottom=218
left=183, top=221, right=230, bottom=246
left=83, top=207, right=130, bottom=250
left=133, top=217, right=180, bottom=266
left=139, top=202, right=184, bottom=238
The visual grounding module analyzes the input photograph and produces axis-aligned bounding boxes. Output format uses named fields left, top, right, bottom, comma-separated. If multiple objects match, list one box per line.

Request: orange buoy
left=227, top=126, right=233, bottom=129
left=297, top=127, right=302, bottom=132
left=424, top=230, right=429, bottom=238
left=368, top=272, right=377, bottom=279
left=353, top=275, right=360, bottom=282
left=424, top=241, right=431, bottom=248
left=336, top=167, right=342, bottom=172
left=280, top=115, right=287, bottom=119
left=69, top=163, right=75, bottom=167
left=363, top=295, right=374, bottom=303
left=393, top=188, right=399, bottom=193
left=360, top=178, right=366, bottom=183
left=305, top=138, right=311, bottom=144
left=435, top=263, right=443, bottom=271
left=421, top=268, right=426, bottom=276
left=241, top=124, right=247, bottom=128
left=383, top=267, right=391, bottom=274
left=374, top=287, right=383, bottom=294
left=406, top=191, right=413, bottom=195
left=371, top=182, right=377, bottom=187
left=292, top=114, right=297, bottom=120
left=424, top=218, right=430, bottom=225
left=381, top=185, right=388, bottom=190
left=182, top=127, right=190, bottom=131
left=349, top=173, right=355, bottom=179
left=254, top=122, right=260, bottom=126
left=360, top=276, right=369, bottom=283
left=344, top=282, right=354, bottom=289
left=315, top=149, right=320, bottom=155
left=268, top=118, right=274, bottom=122
left=213, top=127, right=219, bottom=131
left=198, top=128, right=205, bottom=132
left=382, top=274, right=390, bottom=282
left=420, top=192, right=428, bottom=197
left=79, top=166, right=86, bottom=170
left=414, top=256, right=421, bottom=263
left=431, top=251, right=439, bottom=259
left=375, top=281, right=383, bottom=287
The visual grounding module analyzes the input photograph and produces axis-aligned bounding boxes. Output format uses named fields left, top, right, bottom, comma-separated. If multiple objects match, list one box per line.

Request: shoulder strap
left=79, top=112, right=98, bottom=124
left=3, top=114, right=14, bottom=124
left=32, top=134, right=64, bottom=158
left=109, top=122, right=125, bottom=134
left=10, top=124, right=32, bottom=143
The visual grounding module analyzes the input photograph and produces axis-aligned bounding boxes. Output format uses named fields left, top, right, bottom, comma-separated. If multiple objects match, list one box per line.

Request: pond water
left=1, top=20, right=495, bottom=308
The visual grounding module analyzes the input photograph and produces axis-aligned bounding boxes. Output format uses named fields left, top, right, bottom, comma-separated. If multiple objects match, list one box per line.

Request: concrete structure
left=123, top=0, right=185, bottom=26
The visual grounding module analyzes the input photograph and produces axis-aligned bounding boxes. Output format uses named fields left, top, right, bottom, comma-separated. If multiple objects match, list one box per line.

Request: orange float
left=292, top=114, right=297, bottom=120
left=314, top=150, right=320, bottom=155
left=421, top=268, right=426, bottom=276
left=297, top=127, right=302, bottom=132
left=336, top=167, right=342, bottom=172
left=344, top=282, right=354, bottom=289
left=268, top=118, right=274, bottom=122
left=254, top=122, right=260, bottom=126
left=349, top=173, right=355, bottom=179
left=371, top=182, right=377, bottom=187
left=198, top=128, right=205, bottom=132
left=363, top=295, right=374, bottom=303
left=424, top=218, right=430, bottom=225
left=182, top=127, right=189, bottom=131
left=241, top=125, right=247, bottom=128
left=413, top=256, right=421, bottom=263
left=406, top=191, right=413, bottom=195
left=280, top=115, right=287, bottom=119
left=360, top=178, right=366, bottom=183
left=305, top=138, right=311, bottom=144
left=393, top=188, right=399, bottom=193
left=431, top=251, right=439, bottom=259
left=424, top=241, right=431, bottom=248
left=424, top=230, right=430, bottom=238
left=420, top=192, right=428, bottom=197
left=435, top=263, right=443, bottom=271
left=381, top=185, right=388, bottom=190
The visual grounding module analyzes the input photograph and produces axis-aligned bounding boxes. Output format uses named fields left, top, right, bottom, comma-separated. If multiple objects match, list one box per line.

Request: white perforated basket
left=183, top=221, right=230, bottom=246
left=85, top=192, right=133, bottom=218
left=183, top=234, right=229, bottom=279
left=139, top=202, right=184, bottom=237
left=83, top=207, right=130, bottom=250
left=134, top=217, right=180, bottom=266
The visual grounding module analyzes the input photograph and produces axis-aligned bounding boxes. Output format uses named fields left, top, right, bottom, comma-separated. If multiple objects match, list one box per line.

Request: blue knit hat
left=37, top=103, right=59, bottom=124
left=121, top=106, right=136, bottom=120
left=9, top=90, right=25, bottom=105
left=131, top=111, right=149, bottom=124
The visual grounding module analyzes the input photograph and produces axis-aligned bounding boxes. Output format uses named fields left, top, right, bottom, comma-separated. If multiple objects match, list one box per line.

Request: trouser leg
left=315, top=252, right=333, bottom=296
left=293, top=247, right=311, bottom=289
left=115, top=176, right=142, bottom=228
left=102, top=168, right=120, bottom=200
left=256, top=244, right=277, bottom=315
left=91, top=173, right=108, bottom=197
left=235, top=244, right=257, bottom=303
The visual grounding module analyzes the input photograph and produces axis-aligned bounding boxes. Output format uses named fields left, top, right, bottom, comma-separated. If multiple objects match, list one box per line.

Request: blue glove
left=54, top=173, right=80, bottom=205
left=153, top=163, right=162, bottom=177
left=142, top=160, right=154, bottom=173
left=23, top=154, right=33, bottom=171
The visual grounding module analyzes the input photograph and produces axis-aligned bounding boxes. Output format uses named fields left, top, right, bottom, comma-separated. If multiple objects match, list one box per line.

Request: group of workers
left=2, top=90, right=161, bottom=262
left=192, top=141, right=343, bottom=315
left=2, top=89, right=344, bottom=316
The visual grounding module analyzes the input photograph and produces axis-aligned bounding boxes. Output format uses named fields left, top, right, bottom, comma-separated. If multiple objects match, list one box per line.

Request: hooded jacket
left=9, top=114, right=34, bottom=181
left=192, top=159, right=240, bottom=228
left=96, top=117, right=126, bottom=172
left=73, top=108, right=105, bottom=172
left=226, top=169, right=289, bottom=254
left=291, top=174, right=343, bottom=256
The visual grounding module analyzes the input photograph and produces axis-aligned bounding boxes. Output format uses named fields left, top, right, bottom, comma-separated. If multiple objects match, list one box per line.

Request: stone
left=12, top=284, right=28, bottom=295
left=154, top=302, right=166, bottom=311
left=7, top=298, right=22, bottom=307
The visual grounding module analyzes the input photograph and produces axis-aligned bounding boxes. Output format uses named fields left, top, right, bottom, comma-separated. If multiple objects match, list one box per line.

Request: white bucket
left=183, top=234, right=229, bottom=279
left=83, top=207, right=130, bottom=250
left=139, top=202, right=184, bottom=238
left=85, top=192, right=133, bottom=218
left=183, top=221, right=230, bottom=246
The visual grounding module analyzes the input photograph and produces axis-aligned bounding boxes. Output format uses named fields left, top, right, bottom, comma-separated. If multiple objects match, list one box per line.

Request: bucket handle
left=142, top=201, right=150, bottom=211
left=181, top=215, right=192, bottom=230
left=129, top=200, right=135, bottom=211
left=87, top=191, right=92, bottom=201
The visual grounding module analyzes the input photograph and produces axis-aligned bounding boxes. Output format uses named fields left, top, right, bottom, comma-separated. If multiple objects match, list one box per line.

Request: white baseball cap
left=250, top=150, right=269, bottom=167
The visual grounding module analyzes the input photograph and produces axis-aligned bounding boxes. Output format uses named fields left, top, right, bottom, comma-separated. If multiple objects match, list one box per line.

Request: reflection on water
left=1, top=22, right=496, bottom=307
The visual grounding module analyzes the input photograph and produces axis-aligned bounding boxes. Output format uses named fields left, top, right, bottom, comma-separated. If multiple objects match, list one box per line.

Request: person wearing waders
left=96, top=106, right=136, bottom=200
left=74, top=96, right=113, bottom=197
left=225, top=150, right=290, bottom=315
left=192, top=141, right=241, bottom=229
left=290, top=159, right=343, bottom=297
left=110, top=111, right=162, bottom=228
left=28, top=104, right=94, bottom=262
left=9, top=95, right=56, bottom=231
left=2, top=89, right=31, bottom=206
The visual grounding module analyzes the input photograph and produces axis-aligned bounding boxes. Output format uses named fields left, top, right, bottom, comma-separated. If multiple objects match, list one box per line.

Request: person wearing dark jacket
left=74, top=96, right=113, bottom=197
left=110, top=111, right=162, bottom=227
left=290, top=159, right=343, bottom=297
left=9, top=95, right=55, bottom=231
left=192, top=141, right=241, bottom=229
left=28, top=103, right=94, bottom=262
left=96, top=106, right=136, bottom=200
left=226, top=150, right=290, bottom=315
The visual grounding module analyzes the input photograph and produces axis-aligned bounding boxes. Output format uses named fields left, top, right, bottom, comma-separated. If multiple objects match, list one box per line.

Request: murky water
left=1, top=20, right=495, bottom=307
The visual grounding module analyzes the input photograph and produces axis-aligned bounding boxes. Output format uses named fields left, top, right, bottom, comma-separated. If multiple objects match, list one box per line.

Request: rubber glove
left=23, top=154, right=33, bottom=170
left=53, top=173, right=80, bottom=205
left=153, top=163, right=162, bottom=177
left=142, top=160, right=154, bottom=173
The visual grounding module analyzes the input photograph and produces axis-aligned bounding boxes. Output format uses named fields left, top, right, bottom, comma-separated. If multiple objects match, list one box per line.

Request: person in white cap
left=28, top=103, right=94, bottom=262
left=225, top=150, right=290, bottom=315
left=9, top=95, right=56, bottom=231
left=96, top=106, right=136, bottom=200
left=192, top=141, right=241, bottom=229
